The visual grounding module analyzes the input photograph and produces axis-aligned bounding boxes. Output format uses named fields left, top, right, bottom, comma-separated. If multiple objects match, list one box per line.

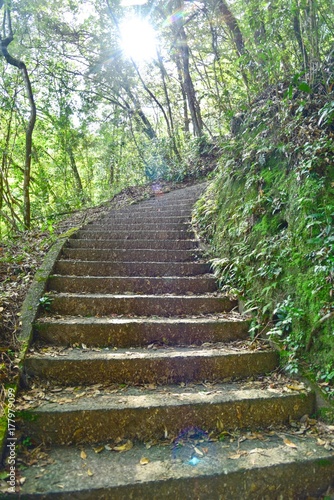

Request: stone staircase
left=15, top=183, right=334, bottom=498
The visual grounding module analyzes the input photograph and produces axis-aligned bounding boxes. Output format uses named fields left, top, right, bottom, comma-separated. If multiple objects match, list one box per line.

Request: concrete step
left=18, top=382, right=315, bottom=445
left=17, top=436, right=334, bottom=499
left=116, top=199, right=197, bottom=210
left=24, top=346, right=279, bottom=385
left=97, top=215, right=190, bottom=223
left=34, top=316, right=249, bottom=347
left=48, top=293, right=236, bottom=317
left=84, top=222, right=191, bottom=231
left=67, top=238, right=198, bottom=250
left=61, top=248, right=200, bottom=263
left=108, top=208, right=193, bottom=217
left=75, top=229, right=193, bottom=240
left=132, top=195, right=197, bottom=203
left=54, top=260, right=211, bottom=277
left=48, top=275, right=218, bottom=294
left=112, top=204, right=194, bottom=215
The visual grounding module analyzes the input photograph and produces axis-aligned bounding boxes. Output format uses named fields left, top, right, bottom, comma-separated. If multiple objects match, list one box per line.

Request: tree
left=0, top=0, right=36, bottom=229
left=169, top=0, right=204, bottom=137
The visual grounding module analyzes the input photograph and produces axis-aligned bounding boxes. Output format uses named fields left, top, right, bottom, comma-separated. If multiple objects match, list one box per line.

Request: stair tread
left=26, top=343, right=274, bottom=361
left=56, top=260, right=208, bottom=264
left=36, top=313, right=245, bottom=324
left=17, top=379, right=312, bottom=412
left=49, top=292, right=227, bottom=299
left=16, top=436, right=334, bottom=498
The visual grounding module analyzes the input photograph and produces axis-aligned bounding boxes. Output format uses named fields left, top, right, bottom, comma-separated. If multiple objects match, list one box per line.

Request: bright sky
left=120, top=0, right=148, bottom=5
left=119, top=16, right=157, bottom=62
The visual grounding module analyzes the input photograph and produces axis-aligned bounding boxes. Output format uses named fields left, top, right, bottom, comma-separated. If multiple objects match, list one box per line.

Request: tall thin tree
left=0, top=1, right=36, bottom=229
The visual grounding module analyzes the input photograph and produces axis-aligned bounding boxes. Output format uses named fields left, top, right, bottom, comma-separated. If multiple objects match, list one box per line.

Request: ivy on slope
left=193, top=77, right=334, bottom=398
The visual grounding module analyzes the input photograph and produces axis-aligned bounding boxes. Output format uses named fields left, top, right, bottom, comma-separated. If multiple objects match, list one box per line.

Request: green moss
left=16, top=411, right=39, bottom=422
left=317, top=407, right=334, bottom=424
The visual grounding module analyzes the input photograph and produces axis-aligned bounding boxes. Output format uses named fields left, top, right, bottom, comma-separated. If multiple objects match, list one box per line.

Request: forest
left=0, top=0, right=333, bottom=399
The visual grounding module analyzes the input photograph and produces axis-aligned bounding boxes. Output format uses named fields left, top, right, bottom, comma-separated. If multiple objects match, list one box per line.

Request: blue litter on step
left=188, top=457, right=200, bottom=466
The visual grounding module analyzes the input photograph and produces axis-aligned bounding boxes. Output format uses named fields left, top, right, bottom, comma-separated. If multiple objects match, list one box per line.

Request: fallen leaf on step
left=80, top=450, right=87, bottom=460
left=93, top=446, right=104, bottom=454
left=139, top=457, right=150, bottom=465
left=246, top=432, right=265, bottom=440
left=283, top=438, right=297, bottom=449
left=228, top=451, right=248, bottom=460
left=113, top=440, right=133, bottom=452
left=87, top=469, right=94, bottom=476
left=194, top=446, right=204, bottom=456
left=286, top=383, right=305, bottom=391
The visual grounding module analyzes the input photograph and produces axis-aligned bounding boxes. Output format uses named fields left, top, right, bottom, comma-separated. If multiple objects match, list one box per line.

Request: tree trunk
left=293, top=6, right=309, bottom=70
left=173, top=0, right=203, bottom=137
left=0, top=4, right=36, bottom=229
left=156, top=49, right=182, bottom=161
left=174, top=53, right=190, bottom=134
left=68, top=147, right=85, bottom=201
left=217, top=0, right=245, bottom=57
left=216, top=0, right=250, bottom=94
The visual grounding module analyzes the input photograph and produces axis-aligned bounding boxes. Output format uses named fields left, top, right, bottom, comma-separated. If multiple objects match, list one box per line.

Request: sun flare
left=119, top=17, right=157, bottom=62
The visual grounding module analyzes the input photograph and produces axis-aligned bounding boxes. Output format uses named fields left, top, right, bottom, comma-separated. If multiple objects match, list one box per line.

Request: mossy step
left=113, top=200, right=197, bottom=210
left=16, top=436, right=334, bottom=499
left=54, top=261, right=211, bottom=277
left=98, top=215, right=190, bottom=222
left=48, top=293, right=235, bottom=317
left=47, top=275, right=217, bottom=295
left=24, top=346, right=278, bottom=385
left=17, top=382, right=315, bottom=445
left=75, top=230, right=193, bottom=240
left=108, top=208, right=194, bottom=217
left=61, top=248, right=200, bottom=263
left=110, top=203, right=195, bottom=213
left=34, top=316, right=249, bottom=347
left=84, top=222, right=191, bottom=231
left=67, top=238, right=198, bottom=250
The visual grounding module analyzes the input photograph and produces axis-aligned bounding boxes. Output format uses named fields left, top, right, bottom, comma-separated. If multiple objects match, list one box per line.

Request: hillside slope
left=193, top=76, right=334, bottom=402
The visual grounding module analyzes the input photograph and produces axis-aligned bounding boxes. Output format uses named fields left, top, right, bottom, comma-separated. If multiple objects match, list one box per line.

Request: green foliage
left=193, top=85, right=334, bottom=393
left=39, top=295, right=53, bottom=311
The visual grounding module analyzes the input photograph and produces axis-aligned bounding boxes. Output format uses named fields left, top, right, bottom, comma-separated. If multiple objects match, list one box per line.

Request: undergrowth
left=193, top=73, right=334, bottom=398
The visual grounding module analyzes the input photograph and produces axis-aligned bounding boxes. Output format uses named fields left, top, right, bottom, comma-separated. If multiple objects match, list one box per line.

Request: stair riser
left=34, top=320, right=249, bottom=347
left=84, top=222, right=191, bottom=231
left=98, top=215, right=190, bottom=223
left=107, top=209, right=193, bottom=217
left=20, top=393, right=314, bottom=445
left=25, top=351, right=279, bottom=385
left=49, top=296, right=235, bottom=317
left=75, top=230, right=193, bottom=240
left=112, top=205, right=194, bottom=213
left=114, top=201, right=196, bottom=211
left=54, top=261, right=211, bottom=277
left=48, top=276, right=217, bottom=294
left=61, top=248, right=199, bottom=263
left=67, top=239, right=198, bottom=250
